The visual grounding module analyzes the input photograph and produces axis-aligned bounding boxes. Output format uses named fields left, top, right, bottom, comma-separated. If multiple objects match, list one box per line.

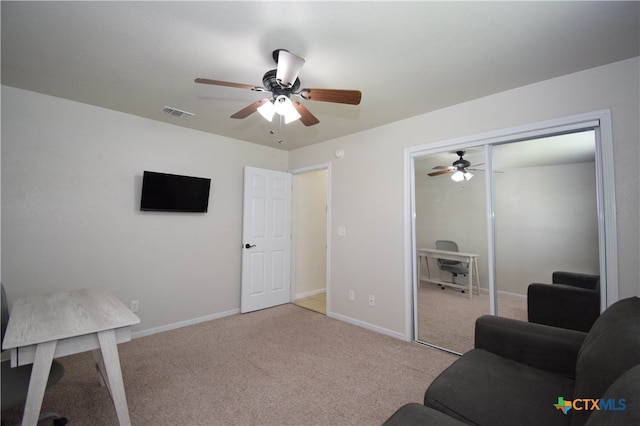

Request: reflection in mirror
left=412, top=131, right=599, bottom=354
left=414, top=146, right=489, bottom=354
left=493, top=131, right=599, bottom=325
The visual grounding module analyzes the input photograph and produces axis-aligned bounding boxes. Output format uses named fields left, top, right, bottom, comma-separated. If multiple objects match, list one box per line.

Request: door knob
left=245, top=243, right=256, bottom=249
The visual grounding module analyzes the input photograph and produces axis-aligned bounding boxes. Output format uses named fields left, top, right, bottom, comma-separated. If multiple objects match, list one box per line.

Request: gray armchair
left=384, top=297, right=640, bottom=426
left=527, top=271, right=600, bottom=332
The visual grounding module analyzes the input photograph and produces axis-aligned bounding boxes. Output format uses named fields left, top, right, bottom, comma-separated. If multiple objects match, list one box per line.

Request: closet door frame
left=403, top=109, right=617, bottom=341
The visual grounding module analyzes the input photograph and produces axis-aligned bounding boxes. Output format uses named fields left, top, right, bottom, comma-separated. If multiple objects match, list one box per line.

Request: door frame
left=290, top=163, right=332, bottom=315
left=403, top=109, right=618, bottom=341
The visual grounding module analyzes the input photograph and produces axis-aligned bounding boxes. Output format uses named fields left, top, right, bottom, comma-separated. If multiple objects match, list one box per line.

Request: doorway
left=405, top=110, right=618, bottom=354
left=291, top=167, right=329, bottom=315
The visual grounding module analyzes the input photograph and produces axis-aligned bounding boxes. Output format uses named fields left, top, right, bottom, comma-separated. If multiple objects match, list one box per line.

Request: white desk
left=417, top=248, right=481, bottom=299
left=2, top=288, right=140, bottom=426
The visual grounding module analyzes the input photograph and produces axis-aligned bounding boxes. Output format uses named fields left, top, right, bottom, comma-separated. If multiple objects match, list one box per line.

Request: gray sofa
left=383, top=296, right=640, bottom=426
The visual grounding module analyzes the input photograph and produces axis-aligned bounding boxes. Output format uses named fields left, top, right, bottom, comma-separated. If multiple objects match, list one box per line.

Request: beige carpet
left=417, top=283, right=528, bottom=354
left=2, top=304, right=457, bottom=426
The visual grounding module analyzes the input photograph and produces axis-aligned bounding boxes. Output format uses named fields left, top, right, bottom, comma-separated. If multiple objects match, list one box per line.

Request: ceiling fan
left=428, top=151, right=484, bottom=181
left=195, top=49, right=362, bottom=126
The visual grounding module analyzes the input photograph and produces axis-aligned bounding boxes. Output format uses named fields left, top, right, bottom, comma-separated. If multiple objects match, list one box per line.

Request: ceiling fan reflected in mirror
left=428, top=151, right=484, bottom=182
left=195, top=49, right=362, bottom=126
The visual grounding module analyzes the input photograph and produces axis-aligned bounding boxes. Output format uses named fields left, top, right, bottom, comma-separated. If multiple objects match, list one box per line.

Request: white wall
left=1, top=86, right=288, bottom=334
left=494, top=162, right=599, bottom=295
left=288, top=57, right=640, bottom=337
left=294, top=169, right=327, bottom=298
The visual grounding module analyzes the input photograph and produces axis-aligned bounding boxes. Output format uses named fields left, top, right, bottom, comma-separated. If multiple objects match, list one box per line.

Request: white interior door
left=241, top=166, right=292, bottom=313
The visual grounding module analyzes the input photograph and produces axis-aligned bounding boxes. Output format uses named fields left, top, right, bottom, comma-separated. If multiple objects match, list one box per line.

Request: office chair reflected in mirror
left=435, top=240, right=469, bottom=292
left=1, top=284, right=68, bottom=426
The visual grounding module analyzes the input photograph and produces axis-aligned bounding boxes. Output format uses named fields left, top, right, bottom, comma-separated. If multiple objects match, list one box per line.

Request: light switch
left=337, top=226, right=346, bottom=236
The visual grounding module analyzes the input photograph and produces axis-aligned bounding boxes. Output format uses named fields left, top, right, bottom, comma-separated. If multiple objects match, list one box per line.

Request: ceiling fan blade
left=275, top=50, right=305, bottom=88
left=467, top=168, right=505, bottom=173
left=195, top=78, right=261, bottom=91
left=428, top=169, right=453, bottom=177
left=432, top=165, right=451, bottom=170
left=230, top=99, right=268, bottom=119
left=299, top=88, right=362, bottom=105
left=292, top=102, right=320, bottom=126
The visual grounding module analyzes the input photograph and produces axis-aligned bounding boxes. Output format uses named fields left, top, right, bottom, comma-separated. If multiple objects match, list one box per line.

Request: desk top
left=2, top=288, right=140, bottom=350
left=417, top=248, right=479, bottom=258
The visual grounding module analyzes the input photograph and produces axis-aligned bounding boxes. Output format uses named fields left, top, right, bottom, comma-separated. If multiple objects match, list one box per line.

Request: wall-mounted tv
left=140, top=171, right=211, bottom=213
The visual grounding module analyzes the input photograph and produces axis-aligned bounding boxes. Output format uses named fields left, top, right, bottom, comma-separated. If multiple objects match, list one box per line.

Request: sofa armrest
left=527, top=283, right=600, bottom=332
left=552, top=271, right=600, bottom=290
left=475, top=315, right=586, bottom=378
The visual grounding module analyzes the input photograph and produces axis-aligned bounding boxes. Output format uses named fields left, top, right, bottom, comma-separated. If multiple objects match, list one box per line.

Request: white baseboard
left=131, top=308, right=240, bottom=340
left=130, top=301, right=407, bottom=345
left=478, top=287, right=527, bottom=301
left=496, top=289, right=527, bottom=300
left=328, top=311, right=408, bottom=342
left=294, top=288, right=326, bottom=300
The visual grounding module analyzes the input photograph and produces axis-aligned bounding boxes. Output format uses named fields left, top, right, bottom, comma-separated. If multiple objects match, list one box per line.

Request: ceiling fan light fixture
left=274, top=95, right=301, bottom=123
left=284, top=109, right=302, bottom=124
left=451, top=170, right=465, bottom=182
left=257, top=99, right=276, bottom=121
left=275, top=50, right=305, bottom=88
left=451, top=169, right=474, bottom=182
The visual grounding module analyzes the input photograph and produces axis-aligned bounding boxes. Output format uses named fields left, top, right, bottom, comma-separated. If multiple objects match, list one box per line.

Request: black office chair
left=1, top=284, right=67, bottom=426
left=435, top=240, right=468, bottom=291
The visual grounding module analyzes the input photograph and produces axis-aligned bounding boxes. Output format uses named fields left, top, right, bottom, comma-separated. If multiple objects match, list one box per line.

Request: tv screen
left=140, top=171, right=211, bottom=212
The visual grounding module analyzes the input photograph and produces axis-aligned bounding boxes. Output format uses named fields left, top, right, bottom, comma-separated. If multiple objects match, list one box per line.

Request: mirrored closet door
left=413, top=147, right=489, bottom=354
left=412, top=128, right=602, bottom=355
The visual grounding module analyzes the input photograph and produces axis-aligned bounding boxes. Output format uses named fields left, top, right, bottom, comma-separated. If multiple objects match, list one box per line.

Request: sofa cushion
left=424, top=348, right=574, bottom=426
left=584, top=363, right=640, bottom=426
left=572, top=297, right=640, bottom=426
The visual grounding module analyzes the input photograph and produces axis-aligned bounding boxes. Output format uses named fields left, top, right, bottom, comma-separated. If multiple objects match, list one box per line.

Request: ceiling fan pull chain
left=277, top=114, right=284, bottom=145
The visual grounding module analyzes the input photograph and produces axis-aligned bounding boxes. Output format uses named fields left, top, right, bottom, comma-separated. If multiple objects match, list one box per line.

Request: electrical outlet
left=369, top=295, right=375, bottom=306
left=130, top=300, right=139, bottom=313
left=348, top=290, right=355, bottom=301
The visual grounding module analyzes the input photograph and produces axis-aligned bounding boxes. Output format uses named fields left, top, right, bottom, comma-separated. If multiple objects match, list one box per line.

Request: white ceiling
left=2, top=1, right=639, bottom=151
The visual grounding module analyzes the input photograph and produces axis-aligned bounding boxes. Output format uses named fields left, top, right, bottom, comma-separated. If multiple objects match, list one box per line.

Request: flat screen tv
left=140, top=171, right=211, bottom=212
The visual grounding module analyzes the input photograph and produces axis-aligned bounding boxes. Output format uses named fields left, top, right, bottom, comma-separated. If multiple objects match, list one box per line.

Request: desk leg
left=22, top=340, right=57, bottom=426
left=92, top=349, right=108, bottom=388
left=474, top=258, right=481, bottom=295
left=467, top=259, right=473, bottom=300
left=424, top=256, right=431, bottom=286
left=97, top=329, right=132, bottom=426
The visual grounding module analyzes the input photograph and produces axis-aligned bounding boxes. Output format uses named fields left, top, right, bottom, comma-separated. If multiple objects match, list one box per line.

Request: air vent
left=162, top=106, right=195, bottom=119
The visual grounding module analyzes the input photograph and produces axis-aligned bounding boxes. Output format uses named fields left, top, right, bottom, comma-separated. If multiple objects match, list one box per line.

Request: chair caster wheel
left=53, top=417, right=68, bottom=426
